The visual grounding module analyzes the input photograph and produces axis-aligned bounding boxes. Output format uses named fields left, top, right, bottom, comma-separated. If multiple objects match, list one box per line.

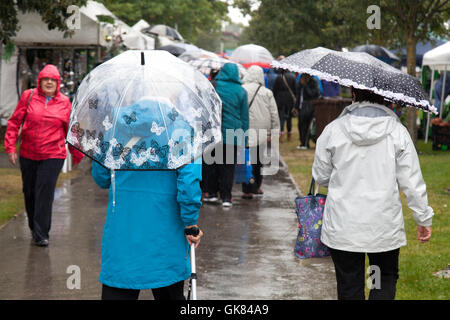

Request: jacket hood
left=243, top=65, right=265, bottom=86
left=37, top=64, right=61, bottom=96
left=215, top=63, right=241, bottom=84
left=339, top=102, right=400, bottom=146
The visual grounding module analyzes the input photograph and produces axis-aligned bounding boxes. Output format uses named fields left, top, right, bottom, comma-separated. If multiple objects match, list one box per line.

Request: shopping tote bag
left=294, top=178, right=330, bottom=259
left=234, top=147, right=254, bottom=184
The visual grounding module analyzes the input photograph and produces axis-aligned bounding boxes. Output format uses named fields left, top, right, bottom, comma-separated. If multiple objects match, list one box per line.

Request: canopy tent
left=12, top=0, right=113, bottom=47
left=114, top=20, right=155, bottom=50
left=422, top=41, right=450, bottom=142
left=423, top=41, right=450, bottom=71
left=132, top=19, right=151, bottom=32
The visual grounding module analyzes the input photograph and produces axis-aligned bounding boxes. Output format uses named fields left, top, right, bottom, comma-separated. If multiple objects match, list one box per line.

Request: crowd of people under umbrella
left=3, top=41, right=437, bottom=300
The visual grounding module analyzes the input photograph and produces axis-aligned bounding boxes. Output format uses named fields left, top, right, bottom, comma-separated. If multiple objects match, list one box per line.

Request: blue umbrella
left=352, top=44, right=400, bottom=65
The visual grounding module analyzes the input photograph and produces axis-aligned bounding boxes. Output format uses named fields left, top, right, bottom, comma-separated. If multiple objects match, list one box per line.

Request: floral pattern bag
left=294, top=178, right=330, bottom=259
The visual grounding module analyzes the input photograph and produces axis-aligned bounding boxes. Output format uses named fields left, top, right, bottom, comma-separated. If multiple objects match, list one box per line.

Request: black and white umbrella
left=158, top=43, right=199, bottom=57
left=272, top=47, right=437, bottom=114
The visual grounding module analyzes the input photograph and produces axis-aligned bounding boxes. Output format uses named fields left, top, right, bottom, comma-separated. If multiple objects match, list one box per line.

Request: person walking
left=4, top=64, right=84, bottom=247
left=203, top=63, right=249, bottom=207
left=241, top=65, right=280, bottom=199
left=273, top=69, right=297, bottom=143
left=312, top=87, right=434, bottom=300
left=294, top=74, right=320, bottom=149
left=92, top=159, right=204, bottom=300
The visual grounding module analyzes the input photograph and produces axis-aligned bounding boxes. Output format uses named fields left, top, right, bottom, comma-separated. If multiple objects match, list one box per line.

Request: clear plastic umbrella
left=67, top=50, right=222, bottom=171
left=230, top=44, right=274, bottom=67
left=178, top=49, right=219, bottom=63
left=188, top=57, right=248, bottom=79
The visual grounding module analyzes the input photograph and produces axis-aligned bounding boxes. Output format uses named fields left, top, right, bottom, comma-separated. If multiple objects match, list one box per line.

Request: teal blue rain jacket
left=215, top=63, right=249, bottom=145
left=91, top=159, right=202, bottom=289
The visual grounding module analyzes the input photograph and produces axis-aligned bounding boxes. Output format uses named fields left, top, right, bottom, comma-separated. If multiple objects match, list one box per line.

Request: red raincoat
left=4, top=64, right=83, bottom=164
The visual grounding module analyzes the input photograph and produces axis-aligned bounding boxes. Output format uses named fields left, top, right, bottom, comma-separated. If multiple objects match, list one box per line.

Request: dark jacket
left=273, top=71, right=297, bottom=115
left=214, top=63, right=249, bottom=145
left=295, top=76, right=320, bottom=117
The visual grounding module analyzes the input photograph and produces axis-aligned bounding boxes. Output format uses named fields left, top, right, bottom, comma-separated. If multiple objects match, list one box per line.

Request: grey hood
left=339, top=102, right=400, bottom=146
left=242, top=65, right=265, bottom=86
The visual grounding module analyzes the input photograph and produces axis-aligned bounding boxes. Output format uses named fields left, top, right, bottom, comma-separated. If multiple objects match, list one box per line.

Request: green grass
left=0, top=166, right=79, bottom=228
left=280, top=118, right=450, bottom=300
left=0, top=168, right=24, bottom=226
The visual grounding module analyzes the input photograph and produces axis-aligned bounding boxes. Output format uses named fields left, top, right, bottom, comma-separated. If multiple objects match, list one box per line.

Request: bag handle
left=308, top=178, right=318, bottom=196
left=22, top=88, right=34, bottom=126
left=249, top=85, right=262, bottom=109
left=282, top=74, right=297, bottom=105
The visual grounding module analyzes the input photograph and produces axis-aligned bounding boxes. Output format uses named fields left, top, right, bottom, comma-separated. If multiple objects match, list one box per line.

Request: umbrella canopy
left=67, top=50, right=222, bottom=170
left=178, top=49, right=219, bottom=63
left=230, top=44, right=274, bottom=68
left=142, top=24, right=184, bottom=41
left=272, top=47, right=437, bottom=114
left=352, top=44, right=400, bottom=64
left=188, top=57, right=248, bottom=79
left=158, top=43, right=199, bottom=57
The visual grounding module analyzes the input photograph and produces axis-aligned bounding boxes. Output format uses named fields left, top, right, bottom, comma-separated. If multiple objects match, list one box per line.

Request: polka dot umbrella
left=272, top=47, right=437, bottom=114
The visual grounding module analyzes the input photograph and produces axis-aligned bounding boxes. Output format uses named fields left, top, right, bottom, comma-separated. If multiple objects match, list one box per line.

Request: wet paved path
left=0, top=158, right=336, bottom=300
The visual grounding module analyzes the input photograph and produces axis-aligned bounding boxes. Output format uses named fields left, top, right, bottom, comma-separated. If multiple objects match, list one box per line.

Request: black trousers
left=297, top=104, right=314, bottom=147
left=101, top=281, right=185, bottom=300
left=329, top=247, right=400, bottom=300
left=279, top=108, right=292, bottom=133
left=19, top=157, right=65, bottom=242
left=242, top=145, right=263, bottom=194
left=203, top=144, right=237, bottom=202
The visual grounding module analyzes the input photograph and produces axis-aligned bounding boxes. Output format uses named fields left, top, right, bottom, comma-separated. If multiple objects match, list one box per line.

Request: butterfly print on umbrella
left=123, top=112, right=137, bottom=125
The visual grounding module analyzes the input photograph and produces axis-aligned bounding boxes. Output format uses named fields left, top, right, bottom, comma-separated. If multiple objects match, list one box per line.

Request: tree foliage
left=0, top=0, right=88, bottom=44
left=237, top=0, right=449, bottom=144
left=237, top=0, right=449, bottom=57
left=98, top=0, right=229, bottom=44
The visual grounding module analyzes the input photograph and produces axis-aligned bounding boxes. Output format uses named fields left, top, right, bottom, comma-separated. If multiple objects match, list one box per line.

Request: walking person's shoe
left=222, top=198, right=233, bottom=207
left=34, top=239, right=49, bottom=247
left=242, top=193, right=253, bottom=199
left=254, top=189, right=264, bottom=195
left=287, top=132, right=292, bottom=142
left=279, top=132, right=284, bottom=143
left=203, top=193, right=219, bottom=203
left=296, top=145, right=308, bottom=150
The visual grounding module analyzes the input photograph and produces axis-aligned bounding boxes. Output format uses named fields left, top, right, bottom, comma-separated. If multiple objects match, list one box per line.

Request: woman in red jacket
left=4, top=64, right=83, bottom=247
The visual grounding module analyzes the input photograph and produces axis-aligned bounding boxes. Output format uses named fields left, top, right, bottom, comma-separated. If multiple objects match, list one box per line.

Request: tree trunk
left=405, top=35, right=418, bottom=146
